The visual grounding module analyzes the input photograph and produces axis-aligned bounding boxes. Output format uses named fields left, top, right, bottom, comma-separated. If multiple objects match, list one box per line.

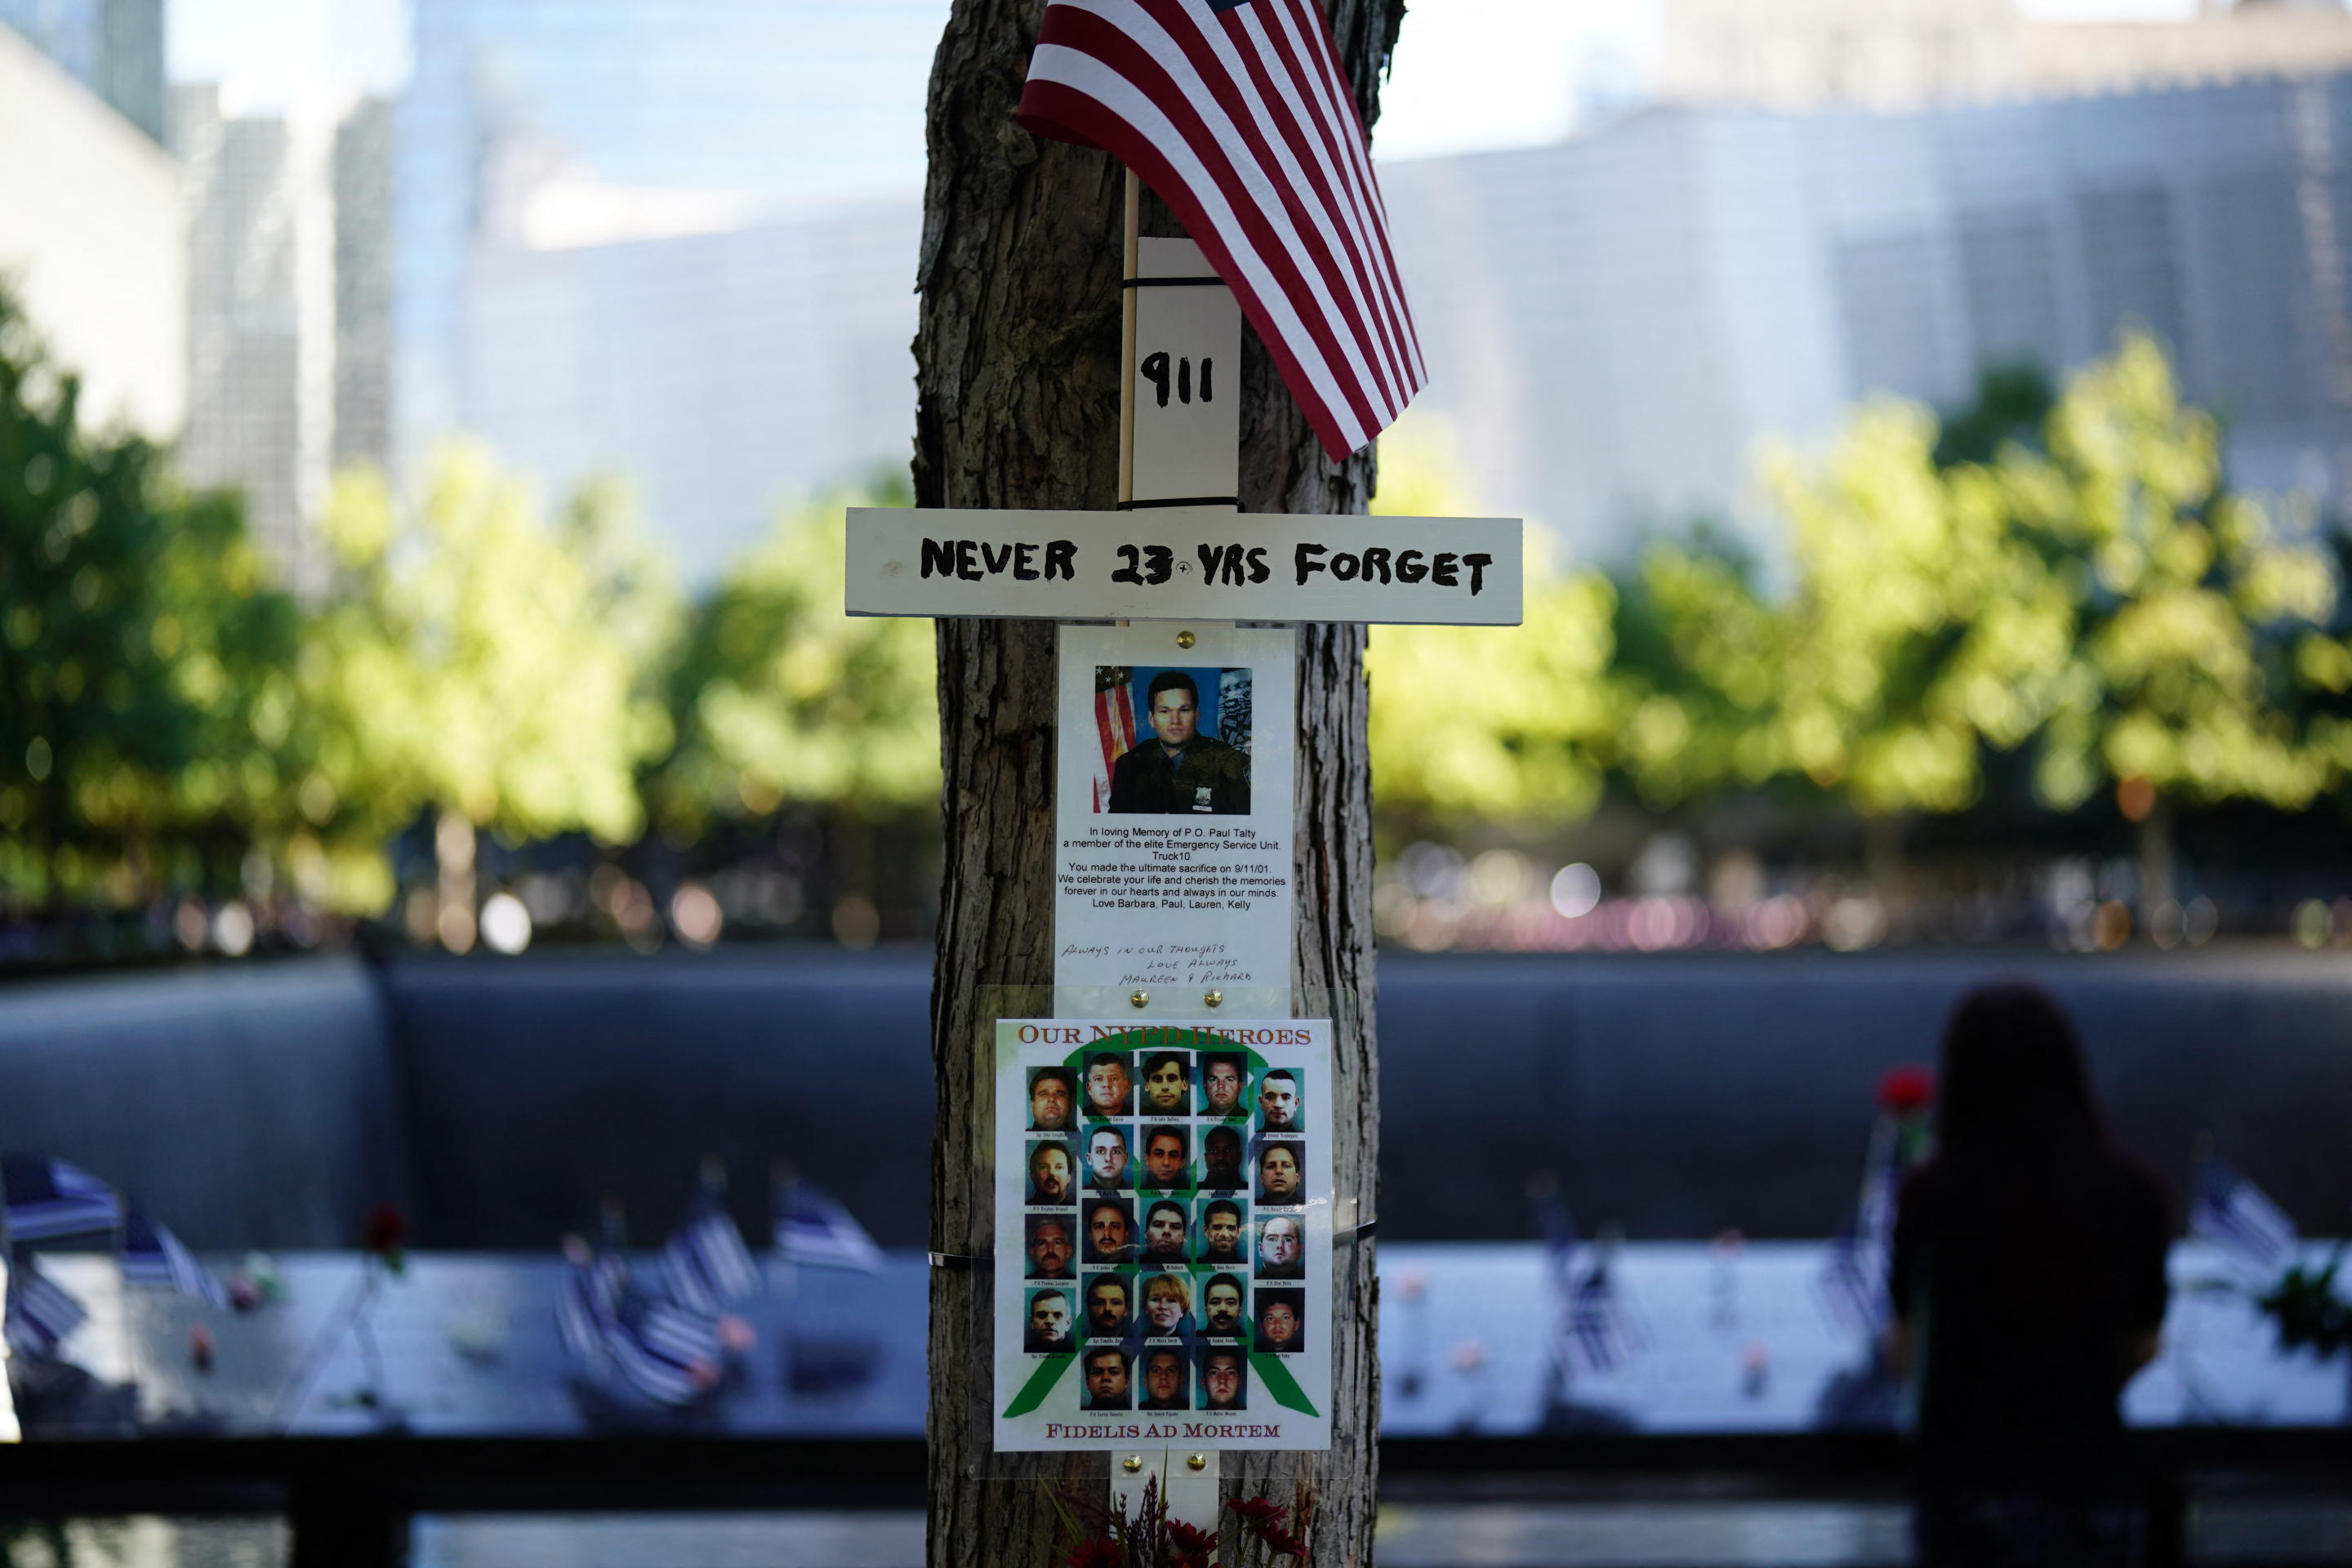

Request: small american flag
left=122, top=1209, right=229, bottom=1309
left=774, top=1178, right=882, bottom=1273
left=664, top=1190, right=761, bottom=1316
left=1018, top=0, right=1426, bottom=460
left=2, top=1156, right=122, bottom=1242
left=5, top=1260, right=88, bottom=1361
left=1092, top=666, right=1138, bottom=813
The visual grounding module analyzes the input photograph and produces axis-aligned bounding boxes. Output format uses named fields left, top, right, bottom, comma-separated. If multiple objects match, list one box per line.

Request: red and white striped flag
left=1018, top=0, right=1426, bottom=461
left=1092, top=667, right=1138, bottom=811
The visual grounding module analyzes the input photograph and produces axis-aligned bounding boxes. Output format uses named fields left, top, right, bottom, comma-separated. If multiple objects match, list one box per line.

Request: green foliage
left=298, top=447, right=679, bottom=906
left=648, top=468, right=939, bottom=833
left=1367, top=418, right=1615, bottom=822
left=0, top=290, right=302, bottom=909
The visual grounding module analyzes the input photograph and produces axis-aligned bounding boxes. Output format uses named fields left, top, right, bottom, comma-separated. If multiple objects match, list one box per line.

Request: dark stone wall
left=2, top=948, right=2345, bottom=1250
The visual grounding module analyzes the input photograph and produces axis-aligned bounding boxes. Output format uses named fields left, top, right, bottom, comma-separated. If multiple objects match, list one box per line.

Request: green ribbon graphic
left=1001, top=1353, right=1076, bottom=1418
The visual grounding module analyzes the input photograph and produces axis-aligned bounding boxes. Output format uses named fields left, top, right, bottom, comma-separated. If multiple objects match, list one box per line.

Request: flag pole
left=1117, top=166, right=1140, bottom=506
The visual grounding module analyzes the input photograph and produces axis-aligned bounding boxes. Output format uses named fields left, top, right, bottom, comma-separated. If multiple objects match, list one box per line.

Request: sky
left=167, top=0, right=2207, bottom=168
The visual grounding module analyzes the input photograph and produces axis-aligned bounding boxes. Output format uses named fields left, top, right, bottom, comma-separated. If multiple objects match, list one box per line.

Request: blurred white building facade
left=0, top=20, right=182, bottom=437
left=395, top=0, right=947, bottom=584
left=1383, top=72, right=2352, bottom=559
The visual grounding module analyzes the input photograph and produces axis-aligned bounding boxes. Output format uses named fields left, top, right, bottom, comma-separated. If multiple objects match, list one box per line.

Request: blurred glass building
left=0, top=0, right=163, bottom=143
left=394, top=0, right=948, bottom=583
left=1386, top=65, right=2352, bottom=560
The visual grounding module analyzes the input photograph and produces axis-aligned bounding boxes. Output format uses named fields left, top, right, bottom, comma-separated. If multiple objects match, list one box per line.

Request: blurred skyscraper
left=0, top=20, right=182, bottom=436
left=334, top=97, right=395, bottom=474
left=396, top=0, right=947, bottom=583
left=1383, top=72, right=2352, bottom=559
left=172, top=87, right=392, bottom=588
left=173, top=84, right=335, bottom=586
left=0, top=0, right=163, bottom=143
left=1660, top=0, right=2352, bottom=113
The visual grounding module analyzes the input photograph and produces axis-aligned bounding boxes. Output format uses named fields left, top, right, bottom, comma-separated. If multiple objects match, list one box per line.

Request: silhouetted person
left=1891, top=983, right=2169, bottom=1568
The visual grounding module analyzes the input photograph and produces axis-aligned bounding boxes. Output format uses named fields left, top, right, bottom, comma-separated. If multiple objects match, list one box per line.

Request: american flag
left=122, top=1209, right=229, bottom=1309
left=4, top=1260, right=87, bottom=1361
left=2, top=1155, right=122, bottom=1242
left=1091, top=666, right=1138, bottom=813
left=664, top=1190, right=761, bottom=1316
left=2189, top=1158, right=2297, bottom=1278
left=1018, top=0, right=1426, bottom=461
left=555, top=1242, right=724, bottom=1408
left=774, top=1178, right=882, bottom=1273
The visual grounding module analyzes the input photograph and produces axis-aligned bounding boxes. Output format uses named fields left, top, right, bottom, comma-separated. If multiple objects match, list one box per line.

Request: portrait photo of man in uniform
left=1257, top=1140, right=1304, bottom=1206
left=1138, top=1347, right=1190, bottom=1411
left=1196, top=1198, right=1248, bottom=1264
left=1200, top=1052, right=1248, bottom=1119
left=1255, top=1215, right=1303, bottom=1280
left=1083, top=1053, right=1134, bottom=1119
left=1082, top=1348, right=1132, bottom=1411
left=1142, top=1199, right=1190, bottom=1263
left=1200, top=1272, right=1247, bottom=1338
left=1138, top=1125, right=1190, bottom=1191
left=1139, top=1051, right=1191, bottom=1115
left=1199, top=1125, right=1245, bottom=1192
left=1257, top=1069, right=1301, bottom=1133
left=1027, top=1139, right=1075, bottom=1205
left=1085, top=1272, right=1134, bottom=1339
left=1026, top=1215, right=1076, bottom=1280
left=1025, top=1289, right=1073, bottom=1352
left=1255, top=1289, right=1304, bottom=1354
left=1199, top=1348, right=1248, bottom=1411
left=1085, top=1125, right=1132, bottom=1192
left=1028, top=1067, right=1075, bottom=1132
left=1106, top=669, right=1251, bottom=816
left=1085, top=1198, right=1135, bottom=1264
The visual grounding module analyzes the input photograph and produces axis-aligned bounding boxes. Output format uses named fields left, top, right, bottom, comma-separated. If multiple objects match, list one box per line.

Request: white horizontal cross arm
left=844, top=506, right=1523, bottom=626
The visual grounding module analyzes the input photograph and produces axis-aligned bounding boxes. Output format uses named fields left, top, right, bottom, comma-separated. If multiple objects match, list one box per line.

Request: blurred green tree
left=0, top=290, right=302, bottom=911
left=1365, top=416, right=1617, bottom=826
left=648, top=470, right=939, bottom=836
left=300, top=445, right=677, bottom=913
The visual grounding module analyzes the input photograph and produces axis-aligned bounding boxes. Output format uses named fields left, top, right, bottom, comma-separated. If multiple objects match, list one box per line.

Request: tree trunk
left=915, top=3, right=1404, bottom=1563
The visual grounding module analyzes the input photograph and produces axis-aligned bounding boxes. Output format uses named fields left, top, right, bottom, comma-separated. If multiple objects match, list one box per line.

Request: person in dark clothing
left=1107, top=670, right=1250, bottom=814
left=1891, top=982, right=2170, bottom=1568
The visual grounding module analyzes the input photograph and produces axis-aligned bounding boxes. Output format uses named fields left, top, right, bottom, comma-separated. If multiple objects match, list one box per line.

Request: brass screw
left=1204, top=990, right=1223, bottom=1009
left=1122, top=1454, right=1144, bottom=1474
left=1129, top=991, right=1149, bottom=1009
left=1176, top=629, right=1196, bottom=649
left=1186, top=1452, right=1209, bottom=1472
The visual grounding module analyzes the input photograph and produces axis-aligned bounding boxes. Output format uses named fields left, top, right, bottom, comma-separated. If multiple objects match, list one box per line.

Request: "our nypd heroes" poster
left=993, top=1018, right=1332, bottom=1452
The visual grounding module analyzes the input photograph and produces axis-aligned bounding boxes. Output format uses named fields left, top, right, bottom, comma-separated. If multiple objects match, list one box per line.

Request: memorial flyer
left=993, top=1018, right=1333, bottom=1452
left=1054, top=624, right=1297, bottom=1005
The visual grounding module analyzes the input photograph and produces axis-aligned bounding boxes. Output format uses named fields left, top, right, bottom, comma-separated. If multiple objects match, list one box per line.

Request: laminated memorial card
left=1054, top=622, right=1296, bottom=1009
left=994, top=1018, right=1333, bottom=1452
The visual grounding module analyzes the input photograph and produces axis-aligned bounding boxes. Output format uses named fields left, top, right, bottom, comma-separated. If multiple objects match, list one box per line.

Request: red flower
left=1166, top=1520, right=1214, bottom=1568
left=1229, top=1497, right=1288, bottom=1528
left=363, top=1204, right=409, bottom=1276
left=1260, top=1526, right=1307, bottom=1557
left=1875, top=1066, right=1934, bottom=1116
left=1067, top=1539, right=1124, bottom=1568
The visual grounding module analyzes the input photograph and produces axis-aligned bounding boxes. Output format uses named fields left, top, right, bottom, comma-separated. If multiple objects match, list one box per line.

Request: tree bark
left=915, top=2, right=1404, bottom=1563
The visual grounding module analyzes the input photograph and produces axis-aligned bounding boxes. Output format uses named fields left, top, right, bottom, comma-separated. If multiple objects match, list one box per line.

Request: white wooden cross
left=846, top=187, right=1522, bottom=1520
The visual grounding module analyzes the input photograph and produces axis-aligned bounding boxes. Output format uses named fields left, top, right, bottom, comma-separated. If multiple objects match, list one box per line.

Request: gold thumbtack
left=1186, top=1453, right=1209, bottom=1472
left=1204, top=991, right=1223, bottom=1009
left=1176, top=629, right=1196, bottom=649
left=1122, top=1454, right=1144, bottom=1474
left=1130, top=991, right=1149, bottom=1009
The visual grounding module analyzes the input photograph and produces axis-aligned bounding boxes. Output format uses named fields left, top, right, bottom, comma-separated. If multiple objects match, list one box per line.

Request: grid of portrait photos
left=993, top=1020, right=1333, bottom=1452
